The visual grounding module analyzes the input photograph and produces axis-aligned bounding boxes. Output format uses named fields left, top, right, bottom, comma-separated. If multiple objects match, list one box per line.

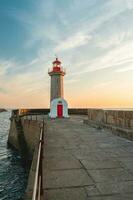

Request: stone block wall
left=15, top=108, right=88, bottom=116
left=8, top=117, right=20, bottom=150
left=21, top=118, right=41, bottom=157
left=8, top=116, right=41, bottom=157
left=87, top=109, right=133, bottom=140
left=88, top=109, right=133, bottom=129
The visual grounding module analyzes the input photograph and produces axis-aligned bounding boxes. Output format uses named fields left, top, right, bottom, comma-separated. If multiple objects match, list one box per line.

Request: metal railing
left=48, top=67, right=66, bottom=74
left=22, top=114, right=46, bottom=123
left=32, top=120, right=44, bottom=200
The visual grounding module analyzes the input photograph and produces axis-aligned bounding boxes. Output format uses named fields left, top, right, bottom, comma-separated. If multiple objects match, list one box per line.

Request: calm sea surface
left=0, top=111, right=28, bottom=200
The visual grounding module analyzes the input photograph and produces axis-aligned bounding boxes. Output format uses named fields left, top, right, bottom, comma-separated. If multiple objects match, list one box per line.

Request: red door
left=57, top=104, right=63, bottom=118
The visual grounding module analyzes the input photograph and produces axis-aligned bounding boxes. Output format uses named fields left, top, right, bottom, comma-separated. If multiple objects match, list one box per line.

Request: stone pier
left=8, top=110, right=133, bottom=200
left=42, top=115, right=133, bottom=200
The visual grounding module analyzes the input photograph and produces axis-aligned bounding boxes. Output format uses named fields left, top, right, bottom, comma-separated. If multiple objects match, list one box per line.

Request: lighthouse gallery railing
left=48, top=67, right=66, bottom=73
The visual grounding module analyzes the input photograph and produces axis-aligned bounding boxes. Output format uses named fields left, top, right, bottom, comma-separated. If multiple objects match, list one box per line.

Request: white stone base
left=49, top=98, right=69, bottom=118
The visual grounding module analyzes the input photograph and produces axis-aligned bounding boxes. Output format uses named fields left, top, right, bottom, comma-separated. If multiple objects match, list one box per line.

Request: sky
left=0, top=0, right=133, bottom=108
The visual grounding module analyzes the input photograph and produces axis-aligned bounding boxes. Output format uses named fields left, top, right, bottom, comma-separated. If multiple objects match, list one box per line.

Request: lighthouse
left=48, top=58, right=69, bottom=118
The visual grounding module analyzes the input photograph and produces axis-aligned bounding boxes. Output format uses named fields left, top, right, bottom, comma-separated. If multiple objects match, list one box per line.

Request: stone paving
left=43, top=115, right=133, bottom=200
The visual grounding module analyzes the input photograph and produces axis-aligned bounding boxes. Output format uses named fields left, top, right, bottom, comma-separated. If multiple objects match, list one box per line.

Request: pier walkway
left=42, top=115, right=133, bottom=200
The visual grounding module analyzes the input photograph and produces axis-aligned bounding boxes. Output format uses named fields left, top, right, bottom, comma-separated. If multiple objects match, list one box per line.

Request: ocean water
left=0, top=111, right=28, bottom=200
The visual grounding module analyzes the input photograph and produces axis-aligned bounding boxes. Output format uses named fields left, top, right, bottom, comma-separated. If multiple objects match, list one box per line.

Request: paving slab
left=80, top=159, right=122, bottom=170
left=88, top=168, right=133, bottom=183
left=96, top=180, right=133, bottom=195
left=44, top=188, right=87, bottom=200
left=44, top=157, right=82, bottom=170
left=43, top=169, right=94, bottom=189
left=85, top=185, right=100, bottom=196
left=86, top=194, right=133, bottom=200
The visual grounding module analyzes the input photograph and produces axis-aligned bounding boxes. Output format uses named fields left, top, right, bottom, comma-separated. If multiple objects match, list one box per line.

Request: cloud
left=91, top=81, right=112, bottom=90
left=115, top=65, right=133, bottom=73
left=126, top=0, right=133, bottom=9
left=0, top=57, right=49, bottom=99
left=56, top=32, right=92, bottom=51
left=65, top=77, right=80, bottom=84
left=0, top=60, right=15, bottom=76
left=1, top=0, right=133, bottom=107
left=8, top=0, right=125, bottom=49
left=4, top=0, right=133, bottom=75
left=69, top=39, right=133, bottom=77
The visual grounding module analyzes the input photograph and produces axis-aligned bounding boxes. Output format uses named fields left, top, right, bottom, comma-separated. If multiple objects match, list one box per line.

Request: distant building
left=48, top=58, right=69, bottom=118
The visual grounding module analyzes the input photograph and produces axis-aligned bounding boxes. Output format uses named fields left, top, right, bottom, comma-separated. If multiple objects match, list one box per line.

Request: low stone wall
left=21, top=118, right=41, bottom=157
left=14, top=108, right=88, bottom=116
left=8, top=117, right=20, bottom=150
left=86, top=109, right=133, bottom=140
left=8, top=116, right=41, bottom=157
left=68, top=108, right=88, bottom=115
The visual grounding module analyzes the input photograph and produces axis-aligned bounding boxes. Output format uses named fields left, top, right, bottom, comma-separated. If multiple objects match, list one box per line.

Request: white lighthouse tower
left=48, top=58, right=69, bottom=118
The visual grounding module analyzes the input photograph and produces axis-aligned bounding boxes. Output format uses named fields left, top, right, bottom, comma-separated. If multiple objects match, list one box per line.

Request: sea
left=0, top=110, right=28, bottom=200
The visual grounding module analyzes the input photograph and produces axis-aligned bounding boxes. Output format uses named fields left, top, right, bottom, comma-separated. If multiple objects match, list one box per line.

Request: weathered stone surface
left=96, top=180, right=133, bottom=195
left=44, top=188, right=87, bottom=200
left=8, top=117, right=20, bottom=150
left=85, top=185, right=100, bottom=196
left=44, top=157, right=82, bottom=170
left=87, top=168, right=133, bottom=183
left=86, top=194, right=133, bottom=200
left=44, top=169, right=94, bottom=189
left=80, top=159, right=122, bottom=170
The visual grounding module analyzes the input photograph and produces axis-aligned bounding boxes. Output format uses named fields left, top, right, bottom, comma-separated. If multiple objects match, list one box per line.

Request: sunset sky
left=0, top=0, right=133, bottom=108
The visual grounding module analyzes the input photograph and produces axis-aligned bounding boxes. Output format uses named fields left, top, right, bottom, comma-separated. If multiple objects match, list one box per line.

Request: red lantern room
left=52, top=58, right=61, bottom=72
left=48, top=57, right=65, bottom=75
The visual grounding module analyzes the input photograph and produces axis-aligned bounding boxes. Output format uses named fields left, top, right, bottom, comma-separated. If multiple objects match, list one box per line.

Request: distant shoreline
left=0, top=109, right=7, bottom=113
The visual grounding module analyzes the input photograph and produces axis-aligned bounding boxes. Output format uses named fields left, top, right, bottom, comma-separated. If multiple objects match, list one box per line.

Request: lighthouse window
left=58, top=101, right=62, bottom=104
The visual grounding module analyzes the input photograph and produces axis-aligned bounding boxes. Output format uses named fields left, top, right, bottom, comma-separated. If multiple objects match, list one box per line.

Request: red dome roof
left=53, top=58, right=61, bottom=65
